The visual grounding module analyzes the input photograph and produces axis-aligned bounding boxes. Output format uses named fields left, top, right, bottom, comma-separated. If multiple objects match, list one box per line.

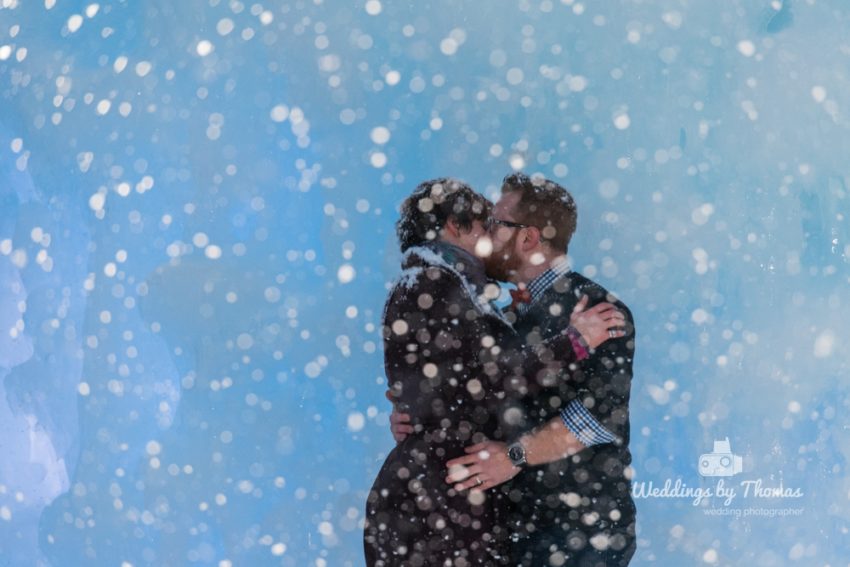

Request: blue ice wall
left=1, top=1, right=848, bottom=565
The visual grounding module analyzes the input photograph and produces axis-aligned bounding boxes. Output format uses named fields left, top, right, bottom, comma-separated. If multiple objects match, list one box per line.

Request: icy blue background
left=1, top=0, right=849, bottom=565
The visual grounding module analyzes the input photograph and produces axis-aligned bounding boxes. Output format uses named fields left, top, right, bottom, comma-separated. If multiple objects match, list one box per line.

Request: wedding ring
left=609, top=329, right=617, bottom=338
left=475, top=476, right=483, bottom=486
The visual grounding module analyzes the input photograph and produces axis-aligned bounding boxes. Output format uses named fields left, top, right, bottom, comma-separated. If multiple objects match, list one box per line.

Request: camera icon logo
left=698, top=437, right=743, bottom=477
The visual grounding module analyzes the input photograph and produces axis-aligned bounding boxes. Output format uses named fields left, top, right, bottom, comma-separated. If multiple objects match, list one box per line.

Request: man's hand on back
left=444, top=441, right=520, bottom=491
left=386, top=390, right=413, bottom=443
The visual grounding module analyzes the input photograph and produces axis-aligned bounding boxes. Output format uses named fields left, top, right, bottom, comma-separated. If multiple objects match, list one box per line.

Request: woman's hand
left=569, top=295, right=627, bottom=349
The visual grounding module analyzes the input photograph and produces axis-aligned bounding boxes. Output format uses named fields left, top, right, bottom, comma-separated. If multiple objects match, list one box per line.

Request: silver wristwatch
left=507, top=441, right=527, bottom=468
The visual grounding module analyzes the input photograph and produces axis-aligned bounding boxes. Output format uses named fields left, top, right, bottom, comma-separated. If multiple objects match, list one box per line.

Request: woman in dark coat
left=364, top=179, right=622, bottom=566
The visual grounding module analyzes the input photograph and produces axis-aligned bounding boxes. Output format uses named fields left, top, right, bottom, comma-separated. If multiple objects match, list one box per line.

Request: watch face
left=509, top=445, right=524, bottom=463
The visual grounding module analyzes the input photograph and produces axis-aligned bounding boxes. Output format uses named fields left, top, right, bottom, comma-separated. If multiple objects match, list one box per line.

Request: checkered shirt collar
left=524, top=258, right=572, bottom=306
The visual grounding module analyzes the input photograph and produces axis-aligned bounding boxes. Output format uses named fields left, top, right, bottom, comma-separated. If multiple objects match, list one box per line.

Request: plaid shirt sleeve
left=560, top=398, right=619, bottom=447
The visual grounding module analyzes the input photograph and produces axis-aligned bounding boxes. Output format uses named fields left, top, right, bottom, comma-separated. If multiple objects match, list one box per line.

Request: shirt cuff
left=565, top=326, right=589, bottom=361
left=560, top=399, right=619, bottom=447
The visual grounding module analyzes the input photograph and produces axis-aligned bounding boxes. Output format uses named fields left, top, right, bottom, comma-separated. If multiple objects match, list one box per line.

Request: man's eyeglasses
left=486, top=218, right=531, bottom=231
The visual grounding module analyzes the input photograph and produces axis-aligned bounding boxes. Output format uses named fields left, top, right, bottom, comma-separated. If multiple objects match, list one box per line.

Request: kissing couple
left=364, top=173, right=636, bottom=566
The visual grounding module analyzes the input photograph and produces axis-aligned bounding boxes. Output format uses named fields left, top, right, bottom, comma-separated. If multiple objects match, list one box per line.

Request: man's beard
left=483, top=232, right=522, bottom=282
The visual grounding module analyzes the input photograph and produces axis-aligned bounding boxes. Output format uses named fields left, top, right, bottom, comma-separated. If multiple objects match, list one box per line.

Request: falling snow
left=0, top=1, right=849, bottom=566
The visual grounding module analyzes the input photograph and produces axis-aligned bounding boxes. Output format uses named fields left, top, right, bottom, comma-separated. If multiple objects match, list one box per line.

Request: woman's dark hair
left=396, top=177, right=492, bottom=252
